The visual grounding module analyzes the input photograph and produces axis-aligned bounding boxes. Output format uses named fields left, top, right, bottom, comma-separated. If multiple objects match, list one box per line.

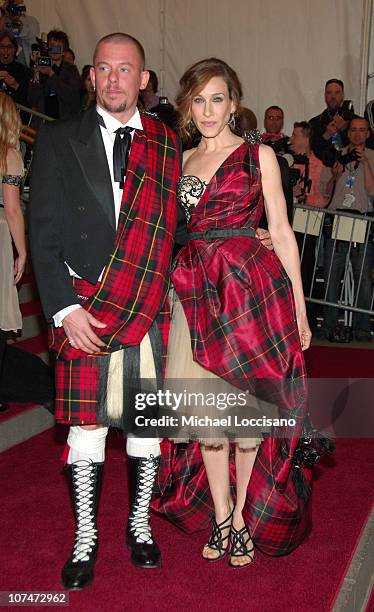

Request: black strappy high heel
left=202, top=508, right=234, bottom=562
left=228, top=524, right=254, bottom=568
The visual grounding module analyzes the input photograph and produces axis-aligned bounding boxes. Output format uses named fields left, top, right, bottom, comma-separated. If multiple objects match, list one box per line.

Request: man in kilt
left=29, top=33, right=180, bottom=589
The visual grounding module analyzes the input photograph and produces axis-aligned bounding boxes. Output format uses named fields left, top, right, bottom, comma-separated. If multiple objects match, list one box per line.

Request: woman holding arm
left=154, top=59, right=313, bottom=567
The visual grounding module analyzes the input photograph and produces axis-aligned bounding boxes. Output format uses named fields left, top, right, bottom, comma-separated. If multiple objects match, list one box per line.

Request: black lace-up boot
left=126, top=455, right=161, bottom=568
left=61, top=461, right=104, bottom=590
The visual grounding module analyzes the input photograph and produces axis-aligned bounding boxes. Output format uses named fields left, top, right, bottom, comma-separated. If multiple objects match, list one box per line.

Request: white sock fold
left=126, top=434, right=161, bottom=459
left=67, top=426, right=108, bottom=464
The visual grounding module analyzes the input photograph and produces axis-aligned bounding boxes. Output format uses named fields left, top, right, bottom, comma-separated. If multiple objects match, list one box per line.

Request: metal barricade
left=292, top=204, right=374, bottom=328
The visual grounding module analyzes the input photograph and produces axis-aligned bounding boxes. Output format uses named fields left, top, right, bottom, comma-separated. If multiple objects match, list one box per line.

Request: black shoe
left=0, top=402, right=10, bottom=412
left=228, top=523, right=255, bottom=569
left=61, top=461, right=104, bottom=590
left=126, top=455, right=161, bottom=568
left=202, top=508, right=233, bottom=562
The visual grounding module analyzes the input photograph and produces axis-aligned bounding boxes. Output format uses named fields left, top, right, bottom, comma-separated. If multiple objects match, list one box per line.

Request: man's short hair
left=47, top=29, right=70, bottom=52
left=325, top=78, right=344, bottom=91
left=93, top=33, right=145, bottom=69
left=264, top=105, right=283, bottom=117
left=293, top=121, right=312, bottom=143
left=348, top=116, right=369, bottom=129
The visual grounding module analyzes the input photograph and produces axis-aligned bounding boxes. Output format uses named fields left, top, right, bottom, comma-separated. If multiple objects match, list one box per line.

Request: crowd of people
left=0, top=5, right=371, bottom=594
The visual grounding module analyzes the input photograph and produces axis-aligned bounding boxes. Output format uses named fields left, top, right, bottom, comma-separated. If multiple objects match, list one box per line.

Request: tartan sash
left=49, top=116, right=179, bottom=362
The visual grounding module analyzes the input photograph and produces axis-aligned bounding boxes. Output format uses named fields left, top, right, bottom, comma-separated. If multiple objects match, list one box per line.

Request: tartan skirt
left=54, top=318, right=163, bottom=432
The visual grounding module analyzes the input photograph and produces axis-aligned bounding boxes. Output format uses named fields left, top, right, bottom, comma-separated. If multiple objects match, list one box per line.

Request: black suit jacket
left=309, top=108, right=353, bottom=161
left=29, top=107, right=118, bottom=322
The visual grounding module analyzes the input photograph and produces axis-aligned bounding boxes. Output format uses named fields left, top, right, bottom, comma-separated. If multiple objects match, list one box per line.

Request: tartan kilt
left=54, top=305, right=170, bottom=425
left=152, top=437, right=312, bottom=556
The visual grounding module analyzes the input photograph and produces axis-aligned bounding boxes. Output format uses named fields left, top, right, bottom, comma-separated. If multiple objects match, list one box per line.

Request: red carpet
left=305, top=345, right=374, bottom=377
left=1, top=429, right=373, bottom=612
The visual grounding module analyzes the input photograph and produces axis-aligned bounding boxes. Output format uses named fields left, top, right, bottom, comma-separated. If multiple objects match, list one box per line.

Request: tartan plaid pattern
left=152, top=142, right=312, bottom=555
left=53, top=116, right=180, bottom=424
left=172, top=142, right=306, bottom=395
left=153, top=437, right=312, bottom=556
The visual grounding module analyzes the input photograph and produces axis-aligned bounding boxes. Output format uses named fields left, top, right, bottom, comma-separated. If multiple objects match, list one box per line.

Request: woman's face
left=85, top=73, right=95, bottom=94
left=191, top=76, right=235, bottom=138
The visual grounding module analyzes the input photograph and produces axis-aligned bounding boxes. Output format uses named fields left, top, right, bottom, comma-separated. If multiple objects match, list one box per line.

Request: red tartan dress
left=152, top=142, right=313, bottom=556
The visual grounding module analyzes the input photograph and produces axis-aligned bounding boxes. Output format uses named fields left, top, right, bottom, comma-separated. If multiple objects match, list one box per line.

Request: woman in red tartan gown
left=153, top=59, right=312, bottom=567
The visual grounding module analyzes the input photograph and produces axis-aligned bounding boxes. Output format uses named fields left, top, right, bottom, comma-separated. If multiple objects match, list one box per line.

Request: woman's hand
left=14, top=252, right=26, bottom=284
left=297, top=310, right=312, bottom=351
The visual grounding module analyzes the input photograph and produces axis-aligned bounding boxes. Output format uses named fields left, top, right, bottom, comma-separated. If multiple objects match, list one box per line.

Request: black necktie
left=113, top=126, right=133, bottom=188
left=97, top=114, right=134, bottom=188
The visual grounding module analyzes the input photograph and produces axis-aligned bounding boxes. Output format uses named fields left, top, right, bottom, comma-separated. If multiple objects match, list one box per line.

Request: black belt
left=187, top=228, right=256, bottom=243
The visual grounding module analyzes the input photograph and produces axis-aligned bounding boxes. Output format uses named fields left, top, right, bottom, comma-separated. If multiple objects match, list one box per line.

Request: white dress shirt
left=53, top=106, right=143, bottom=327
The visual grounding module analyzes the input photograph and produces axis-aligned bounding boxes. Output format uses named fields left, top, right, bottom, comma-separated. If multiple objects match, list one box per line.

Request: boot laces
left=129, top=455, right=158, bottom=544
left=71, top=460, right=98, bottom=563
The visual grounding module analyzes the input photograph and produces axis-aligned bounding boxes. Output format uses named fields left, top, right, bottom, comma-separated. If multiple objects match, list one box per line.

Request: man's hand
left=62, top=308, right=107, bottom=354
left=0, top=70, right=19, bottom=90
left=256, top=227, right=273, bottom=250
left=37, top=66, right=54, bottom=78
left=354, top=147, right=367, bottom=165
left=333, top=114, right=349, bottom=132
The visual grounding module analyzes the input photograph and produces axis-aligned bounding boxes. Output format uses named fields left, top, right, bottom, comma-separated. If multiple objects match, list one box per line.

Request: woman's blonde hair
left=0, top=92, right=22, bottom=175
left=176, top=58, right=243, bottom=143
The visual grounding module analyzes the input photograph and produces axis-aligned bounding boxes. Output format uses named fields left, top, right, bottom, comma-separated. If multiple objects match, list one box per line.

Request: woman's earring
left=228, top=112, right=236, bottom=129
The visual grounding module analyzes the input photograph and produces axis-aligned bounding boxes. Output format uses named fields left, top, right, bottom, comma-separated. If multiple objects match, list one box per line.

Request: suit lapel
left=69, top=108, right=116, bottom=229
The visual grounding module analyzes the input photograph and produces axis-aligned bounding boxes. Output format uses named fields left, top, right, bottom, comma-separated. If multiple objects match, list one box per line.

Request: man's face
left=0, top=37, right=16, bottom=64
left=48, top=38, right=64, bottom=64
left=290, top=127, right=309, bottom=154
left=348, top=119, right=370, bottom=147
left=324, top=84, right=344, bottom=110
left=91, top=41, right=149, bottom=120
left=264, top=109, right=283, bottom=134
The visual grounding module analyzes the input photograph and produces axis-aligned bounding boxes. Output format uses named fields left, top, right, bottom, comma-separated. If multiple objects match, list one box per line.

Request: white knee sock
left=126, top=434, right=161, bottom=458
left=67, top=426, right=108, bottom=464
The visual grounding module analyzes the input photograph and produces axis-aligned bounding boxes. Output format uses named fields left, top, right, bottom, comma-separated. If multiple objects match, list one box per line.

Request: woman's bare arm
left=259, top=144, right=311, bottom=349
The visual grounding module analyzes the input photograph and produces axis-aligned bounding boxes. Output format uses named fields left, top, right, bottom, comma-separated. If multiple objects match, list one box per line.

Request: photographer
left=28, top=29, right=80, bottom=120
left=0, top=0, right=39, bottom=66
left=290, top=121, right=325, bottom=207
left=261, top=106, right=289, bottom=153
left=319, top=117, right=374, bottom=341
left=0, top=30, right=29, bottom=104
left=309, top=78, right=355, bottom=162
left=289, top=122, right=326, bottom=330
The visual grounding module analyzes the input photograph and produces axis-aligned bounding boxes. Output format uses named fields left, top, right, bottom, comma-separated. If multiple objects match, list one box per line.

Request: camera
left=6, top=0, right=25, bottom=16
left=31, top=37, right=52, bottom=68
left=262, top=135, right=289, bottom=154
left=321, top=99, right=355, bottom=129
left=323, top=146, right=359, bottom=168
